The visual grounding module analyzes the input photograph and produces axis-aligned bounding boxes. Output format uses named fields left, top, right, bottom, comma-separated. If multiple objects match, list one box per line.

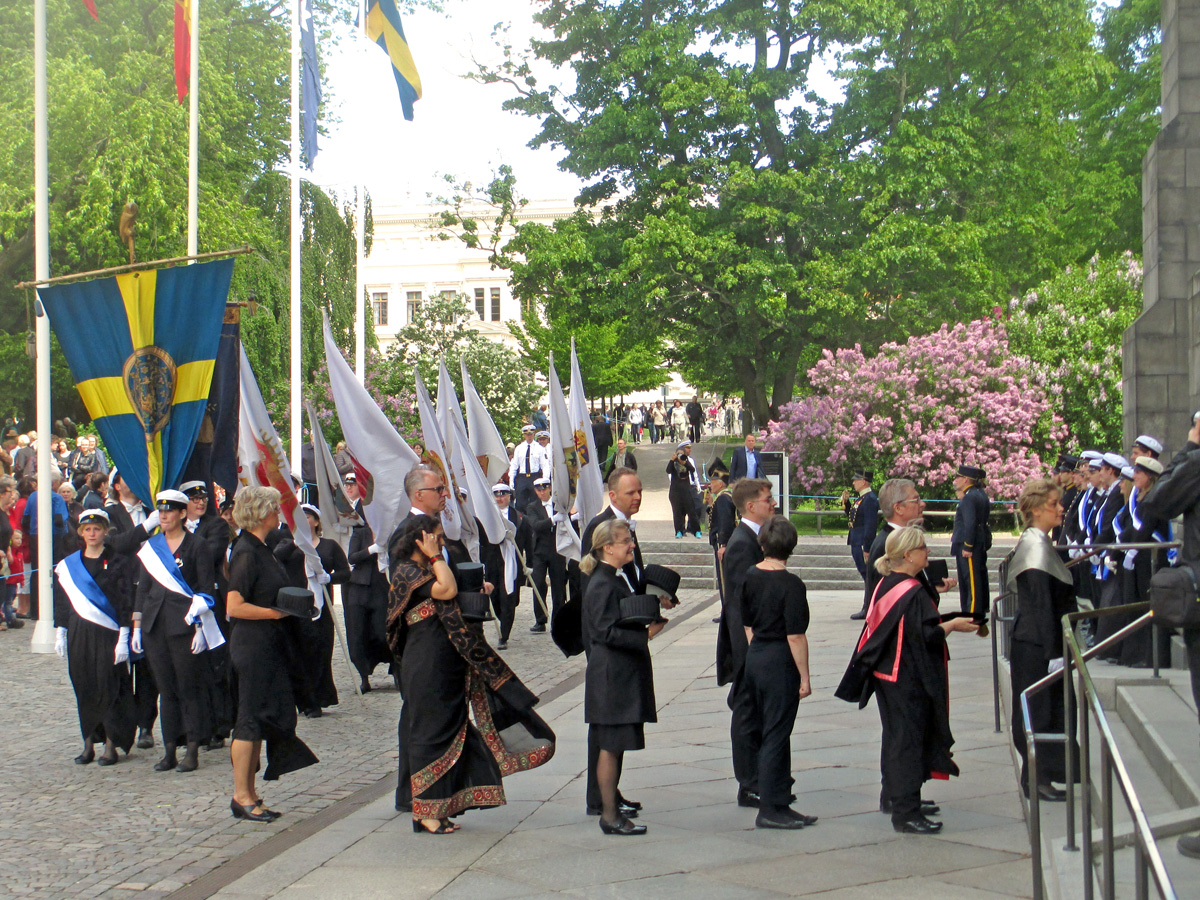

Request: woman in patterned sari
left=387, top=514, right=555, bottom=835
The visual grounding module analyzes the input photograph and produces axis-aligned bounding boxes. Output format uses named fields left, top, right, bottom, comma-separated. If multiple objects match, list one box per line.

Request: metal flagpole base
left=30, top=616, right=55, bottom=654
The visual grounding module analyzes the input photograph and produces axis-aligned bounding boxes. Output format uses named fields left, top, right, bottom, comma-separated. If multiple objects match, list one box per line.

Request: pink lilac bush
left=763, top=318, right=1067, bottom=500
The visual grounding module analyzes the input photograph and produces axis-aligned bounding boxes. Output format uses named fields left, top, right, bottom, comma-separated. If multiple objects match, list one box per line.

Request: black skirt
left=66, top=618, right=136, bottom=752
left=593, top=723, right=645, bottom=753
left=230, top=619, right=318, bottom=780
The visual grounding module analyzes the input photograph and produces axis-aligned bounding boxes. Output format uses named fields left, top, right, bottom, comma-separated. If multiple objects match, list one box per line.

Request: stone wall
left=1122, top=0, right=1200, bottom=454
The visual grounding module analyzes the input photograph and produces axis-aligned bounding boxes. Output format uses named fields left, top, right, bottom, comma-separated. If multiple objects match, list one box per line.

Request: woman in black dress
left=665, top=441, right=701, bottom=539
left=579, top=518, right=662, bottom=836
left=226, top=486, right=319, bottom=823
left=738, top=515, right=815, bottom=829
left=838, top=525, right=978, bottom=834
left=132, top=490, right=217, bottom=773
left=1006, top=477, right=1078, bottom=801
left=387, top=515, right=554, bottom=835
left=53, top=508, right=136, bottom=765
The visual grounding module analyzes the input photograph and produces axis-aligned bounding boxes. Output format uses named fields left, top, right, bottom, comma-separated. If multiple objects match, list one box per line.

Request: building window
left=490, top=287, right=501, bottom=322
left=406, top=290, right=422, bottom=323
left=439, top=290, right=457, bottom=302
left=475, top=287, right=486, bottom=320
left=372, top=292, right=388, bottom=326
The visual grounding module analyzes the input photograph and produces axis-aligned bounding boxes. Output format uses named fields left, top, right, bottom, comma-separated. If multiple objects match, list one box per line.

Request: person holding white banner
left=53, top=508, right=137, bottom=766
left=133, top=490, right=218, bottom=774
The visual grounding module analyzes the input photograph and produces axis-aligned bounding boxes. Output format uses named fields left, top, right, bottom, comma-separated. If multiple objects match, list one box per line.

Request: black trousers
left=491, top=584, right=518, bottom=641
left=143, top=626, right=212, bottom=745
left=530, top=554, right=566, bottom=625
left=713, top=546, right=725, bottom=604
left=955, top=551, right=989, bottom=620
left=205, top=644, right=234, bottom=738
left=1184, top=626, right=1200, bottom=725
left=727, top=675, right=761, bottom=792
left=851, top=544, right=868, bottom=580
left=744, top=641, right=799, bottom=809
left=1010, top=639, right=1079, bottom=789
left=132, top=658, right=159, bottom=732
left=512, top=473, right=536, bottom=515
left=670, top=488, right=700, bottom=535
left=688, top=420, right=702, bottom=443
left=585, top=724, right=626, bottom=809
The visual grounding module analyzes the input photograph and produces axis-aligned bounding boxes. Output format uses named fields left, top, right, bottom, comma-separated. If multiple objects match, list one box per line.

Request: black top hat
left=618, top=594, right=662, bottom=626
left=643, top=564, right=681, bottom=602
left=272, top=587, right=316, bottom=619
left=456, top=561, right=485, bottom=594
left=851, top=470, right=871, bottom=483
left=707, top=460, right=730, bottom=479
left=1054, top=454, right=1080, bottom=473
left=457, top=591, right=494, bottom=622
left=957, top=464, right=985, bottom=480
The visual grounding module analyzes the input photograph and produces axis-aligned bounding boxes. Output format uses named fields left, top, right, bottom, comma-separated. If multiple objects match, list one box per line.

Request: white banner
left=569, top=338, right=605, bottom=532
left=461, top=359, right=511, bottom=485
left=304, top=400, right=357, bottom=553
left=547, top=352, right=581, bottom=561
left=320, top=313, right=421, bottom=572
left=414, top=371, right=469, bottom=544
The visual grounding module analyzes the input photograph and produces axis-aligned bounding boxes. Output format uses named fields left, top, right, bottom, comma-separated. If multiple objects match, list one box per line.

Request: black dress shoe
left=786, top=809, right=819, bottom=826
left=230, top=799, right=277, bottom=823
left=360, top=679, right=372, bottom=694
left=153, top=756, right=178, bottom=772
left=586, top=802, right=638, bottom=818
left=756, top=810, right=806, bottom=829
left=205, top=737, right=226, bottom=751
left=136, top=730, right=155, bottom=750
left=496, top=639, right=507, bottom=650
left=74, top=750, right=95, bottom=765
left=850, top=610, right=867, bottom=621
left=880, top=798, right=940, bottom=815
left=618, top=796, right=642, bottom=811
left=1027, top=784, right=1066, bottom=803
left=302, top=707, right=322, bottom=719
left=599, top=816, right=646, bottom=836
left=530, top=623, right=547, bottom=634
left=97, top=753, right=118, bottom=767
left=737, top=788, right=761, bottom=808
left=894, top=816, right=943, bottom=834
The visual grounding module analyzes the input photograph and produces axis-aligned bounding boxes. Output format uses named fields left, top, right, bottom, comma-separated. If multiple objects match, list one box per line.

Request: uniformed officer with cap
left=509, top=424, right=548, bottom=513
left=952, top=464, right=992, bottom=629
left=843, top=471, right=879, bottom=584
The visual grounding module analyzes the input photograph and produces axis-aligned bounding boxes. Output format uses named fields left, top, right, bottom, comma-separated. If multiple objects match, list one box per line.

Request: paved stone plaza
left=0, top=442, right=1037, bottom=900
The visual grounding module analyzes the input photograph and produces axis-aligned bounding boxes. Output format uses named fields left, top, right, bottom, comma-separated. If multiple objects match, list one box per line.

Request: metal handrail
left=1019, top=601, right=1179, bottom=900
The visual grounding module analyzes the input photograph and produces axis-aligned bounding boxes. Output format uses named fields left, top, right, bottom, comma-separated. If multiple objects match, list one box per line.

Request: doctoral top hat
left=957, top=464, right=985, bottom=481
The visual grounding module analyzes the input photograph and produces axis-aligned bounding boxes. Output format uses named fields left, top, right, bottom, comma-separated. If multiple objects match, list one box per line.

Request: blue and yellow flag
left=365, top=0, right=422, bottom=121
left=39, top=259, right=234, bottom=506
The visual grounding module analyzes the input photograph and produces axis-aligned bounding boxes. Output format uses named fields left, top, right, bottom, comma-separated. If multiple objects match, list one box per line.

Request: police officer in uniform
left=508, top=425, right=547, bottom=513
left=951, top=465, right=991, bottom=629
left=843, top=471, right=879, bottom=585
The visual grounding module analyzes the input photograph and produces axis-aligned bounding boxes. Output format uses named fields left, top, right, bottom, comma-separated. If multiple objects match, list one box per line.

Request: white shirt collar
left=743, top=518, right=763, bottom=536
left=611, top=507, right=636, bottom=532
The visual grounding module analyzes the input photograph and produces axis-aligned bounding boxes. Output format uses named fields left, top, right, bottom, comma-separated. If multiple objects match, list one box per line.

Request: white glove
left=186, top=595, right=210, bottom=624
left=55, top=626, right=68, bottom=659
left=190, top=627, right=207, bottom=655
left=551, top=512, right=565, bottom=524
left=1104, top=557, right=1117, bottom=572
left=1123, top=549, right=1138, bottom=571
left=1048, top=658, right=1065, bottom=674
left=130, top=627, right=142, bottom=655
left=368, top=542, right=383, bottom=556
left=142, top=509, right=161, bottom=532
left=316, top=571, right=331, bottom=586
left=115, top=627, right=130, bottom=664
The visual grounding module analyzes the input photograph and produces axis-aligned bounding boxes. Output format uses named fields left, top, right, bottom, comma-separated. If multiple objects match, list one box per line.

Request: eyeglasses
left=418, top=485, right=447, bottom=495
left=897, top=497, right=922, bottom=505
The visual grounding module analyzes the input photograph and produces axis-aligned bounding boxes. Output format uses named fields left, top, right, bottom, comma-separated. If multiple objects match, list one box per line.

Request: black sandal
left=412, top=818, right=456, bottom=834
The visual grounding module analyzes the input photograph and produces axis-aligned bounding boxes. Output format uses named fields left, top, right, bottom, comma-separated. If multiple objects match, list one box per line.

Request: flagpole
left=289, top=0, right=302, bottom=475
left=354, top=186, right=365, bottom=383
left=187, top=0, right=199, bottom=258
left=31, top=0, right=54, bottom=654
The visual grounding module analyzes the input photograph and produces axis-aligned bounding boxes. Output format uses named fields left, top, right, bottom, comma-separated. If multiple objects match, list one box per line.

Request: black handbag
left=1149, top=563, right=1200, bottom=628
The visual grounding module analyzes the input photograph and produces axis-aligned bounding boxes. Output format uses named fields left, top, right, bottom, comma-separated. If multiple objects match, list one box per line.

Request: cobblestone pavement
left=0, top=586, right=596, bottom=900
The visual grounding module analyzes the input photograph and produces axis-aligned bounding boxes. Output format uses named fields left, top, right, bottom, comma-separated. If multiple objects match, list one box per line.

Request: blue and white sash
left=1128, top=488, right=1178, bottom=566
left=55, top=552, right=119, bottom=632
left=137, top=535, right=226, bottom=650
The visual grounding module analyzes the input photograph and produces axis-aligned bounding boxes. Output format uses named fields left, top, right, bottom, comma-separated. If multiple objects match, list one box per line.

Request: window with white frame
left=371, top=292, right=388, bottom=326
left=406, top=290, right=422, bottom=323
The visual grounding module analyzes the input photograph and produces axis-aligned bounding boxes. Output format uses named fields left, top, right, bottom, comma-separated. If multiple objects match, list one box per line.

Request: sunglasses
left=418, top=485, right=448, bottom=495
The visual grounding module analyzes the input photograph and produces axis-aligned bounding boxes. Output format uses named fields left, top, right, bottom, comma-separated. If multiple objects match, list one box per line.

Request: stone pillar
left=1122, top=0, right=1200, bottom=453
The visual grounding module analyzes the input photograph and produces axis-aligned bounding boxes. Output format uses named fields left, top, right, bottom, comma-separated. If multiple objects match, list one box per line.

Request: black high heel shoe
left=412, top=818, right=455, bottom=834
left=598, top=816, right=647, bottom=836
left=231, top=799, right=277, bottom=823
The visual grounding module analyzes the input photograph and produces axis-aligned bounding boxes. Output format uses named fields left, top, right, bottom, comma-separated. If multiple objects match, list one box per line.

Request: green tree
left=469, top=0, right=1146, bottom=424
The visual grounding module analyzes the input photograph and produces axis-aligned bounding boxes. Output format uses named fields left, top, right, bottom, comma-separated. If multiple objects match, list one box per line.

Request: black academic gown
left=53, top=549, right=137, bottom=752
left=345, top=514, right=392, bottom=682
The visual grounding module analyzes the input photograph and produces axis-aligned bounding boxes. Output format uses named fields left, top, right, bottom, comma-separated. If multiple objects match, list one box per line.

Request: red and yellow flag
left=173, top=0, right=190, bottom=103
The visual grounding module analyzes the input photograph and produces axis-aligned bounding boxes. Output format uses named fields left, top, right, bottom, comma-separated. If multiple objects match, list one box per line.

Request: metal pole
left=1080, top=667, right=1094, bottom=900
left=187, top=0, right=199, bottom=259
left=1101, top=742, right=1114, bottom=900
left=325, top=586, right=366, bottom=708
left=1064, top=626, right=1077, bottom=850
left=14, top=246, right=255, bottom=289
left=354, top=187, right=365, bottom=384
left=289, top=0, right=302, bottom=477
left=1151, top=620, right=1160, bottom=678
left=991, top=603, right=1001, bottom=733
left=1134, top=843, right=1148, bottom=900
left=31, top=0, right=54, bottom=654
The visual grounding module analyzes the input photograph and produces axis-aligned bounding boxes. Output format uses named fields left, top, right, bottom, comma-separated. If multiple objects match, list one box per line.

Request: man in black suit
left=686, top=395, right=705, bottom=444
left=525, top=478, right=567, bottom=633
left=343, top=473, right=392, bottom=694
left=728, top=432, right=761, bottom=481
left=592, top=413, right=613, bottom=474
left=708, top=470, right=737, bottom=604
left=843, top=471, right=879, bottom=583
left=483, top=482, right=527, bottom=650
left=716, top=477, right=775, bottom=807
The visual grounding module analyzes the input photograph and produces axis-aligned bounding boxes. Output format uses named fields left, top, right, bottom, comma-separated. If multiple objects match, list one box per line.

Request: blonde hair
left=1018, top=477, right=1060, bottom=526
left=233, top=486, right=282, bottom=531
left=580, top=519, right=632, bottom=576
left=875, top=525, right=927, bottom=576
